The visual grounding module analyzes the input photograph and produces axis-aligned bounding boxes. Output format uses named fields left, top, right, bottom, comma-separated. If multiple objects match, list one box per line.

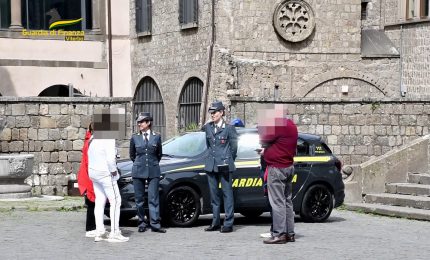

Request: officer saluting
left=202, top=101, right=238, bottom=233
left=129, top=112, right=166, bottom=233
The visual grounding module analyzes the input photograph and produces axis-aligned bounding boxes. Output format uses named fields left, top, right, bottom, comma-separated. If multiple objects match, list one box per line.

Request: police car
left=114, top=128, right=345, bottom=227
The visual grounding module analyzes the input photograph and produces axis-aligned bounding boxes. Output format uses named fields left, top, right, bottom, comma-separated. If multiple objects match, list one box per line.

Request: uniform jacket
left=129, top=130, right=163, bottom=178
left=202, top=120, right=238, bottom=173
left=77, top=131, right=95, bottom=202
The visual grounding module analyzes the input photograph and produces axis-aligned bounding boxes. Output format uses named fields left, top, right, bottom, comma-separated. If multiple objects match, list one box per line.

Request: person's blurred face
left=137, top=120, right=150, bottom=131
left=210, top=110, right=223, bottom=124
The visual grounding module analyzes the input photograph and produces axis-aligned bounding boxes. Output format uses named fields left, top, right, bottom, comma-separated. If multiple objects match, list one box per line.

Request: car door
left=292, top=138, right=312, bottom=201
left=232, top=133, right=267, bottom=209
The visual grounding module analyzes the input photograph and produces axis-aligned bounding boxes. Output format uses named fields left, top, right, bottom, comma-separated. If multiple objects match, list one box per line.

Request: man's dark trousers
left=207, top=171, right=234, bottom=228
left=133, top=177, right=161, bottom=229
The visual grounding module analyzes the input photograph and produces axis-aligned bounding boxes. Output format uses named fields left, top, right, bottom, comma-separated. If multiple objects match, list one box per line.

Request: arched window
left=178, top=77, right=203, bottom=131
left=38, top=85, right=83, bottom=97
left=133, top=77, right=166, bottom=138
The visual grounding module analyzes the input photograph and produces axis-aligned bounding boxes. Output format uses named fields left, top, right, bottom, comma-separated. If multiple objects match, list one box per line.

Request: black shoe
left=286, top=235, right=295, bottom=242
left=151, top=228, right=166, bottom=233
left=138, top=227, right=147, bottom=233
left=220, top=226, right=233, bottom=233
left=204, top=225, right=221, bottom=232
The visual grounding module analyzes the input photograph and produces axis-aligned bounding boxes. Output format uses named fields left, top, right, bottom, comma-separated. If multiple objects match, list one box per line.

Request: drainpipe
left=399, top=25, right=406, bottom=97
left=107, top=0, right=113, bottom=97
left=201, top=0, right=216, bottom=124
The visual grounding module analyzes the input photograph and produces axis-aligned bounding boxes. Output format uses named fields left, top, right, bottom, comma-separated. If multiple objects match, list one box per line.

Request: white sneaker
left=85, top=230, right=97, bottom=238
left=94, top=231, right=109, bottom=242
left=107, top=231, right=129, bottom=243
left=260, top=232, right=272, bottom=238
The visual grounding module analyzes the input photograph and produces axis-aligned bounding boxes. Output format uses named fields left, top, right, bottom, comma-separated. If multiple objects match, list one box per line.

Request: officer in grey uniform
left=202, top=101, right=238, bottom=233
left=129, top=112, right=166, bottom=233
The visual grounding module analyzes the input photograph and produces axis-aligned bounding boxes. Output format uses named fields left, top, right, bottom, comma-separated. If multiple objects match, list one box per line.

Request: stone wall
left=383, top=0, right=430, bottom=99
left=130, top=0, right=213, bottom=138
left=0, top=97, right=132, bottom=196
left=216, top=0, right=362, bottom=54
left=230, top=98, right=430, bottom=165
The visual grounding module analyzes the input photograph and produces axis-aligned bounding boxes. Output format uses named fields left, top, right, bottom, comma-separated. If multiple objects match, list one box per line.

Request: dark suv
left=113, top=128, right=344, bottom=227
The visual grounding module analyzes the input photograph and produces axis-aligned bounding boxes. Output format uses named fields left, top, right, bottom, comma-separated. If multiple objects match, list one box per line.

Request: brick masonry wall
left=130, top=0, right=213, bottom=138
left=216, top=0, right=362, bottom=54
left=230, top=98, right=430, bottom=165
left=384, top=0, right=430, bottom=99
left=0, top=97, right=132, bottom=196
left=205, top=0, right=401, bottom=116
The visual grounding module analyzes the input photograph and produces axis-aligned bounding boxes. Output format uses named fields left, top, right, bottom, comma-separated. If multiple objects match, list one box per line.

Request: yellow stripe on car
left=162, top=156, right=331, bottom=174
left=294, top=156, right=331, bottom=162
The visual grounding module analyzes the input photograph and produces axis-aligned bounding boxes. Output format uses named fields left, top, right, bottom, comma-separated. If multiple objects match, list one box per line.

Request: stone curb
left=0, top=196, right=85, bottom=212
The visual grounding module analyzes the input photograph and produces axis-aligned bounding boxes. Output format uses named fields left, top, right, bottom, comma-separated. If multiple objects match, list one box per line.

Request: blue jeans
left=206, top=171, right=234, bottom=227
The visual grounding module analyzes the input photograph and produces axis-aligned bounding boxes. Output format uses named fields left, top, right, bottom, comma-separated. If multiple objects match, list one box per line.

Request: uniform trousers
left=207, top=171, right=234, bottom=228
left=267, top=165, right=295, bottom=237
left=133, top=177, right=161, bottom=229
left=89, top=169, right=122, bottom=234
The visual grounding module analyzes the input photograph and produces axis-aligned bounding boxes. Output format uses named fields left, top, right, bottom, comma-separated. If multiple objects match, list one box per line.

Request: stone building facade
left=131, top=0, right=430, bottom=165
left=0, top=97, right=132, bottom=195
left=0, top=0, right=132, bottom=97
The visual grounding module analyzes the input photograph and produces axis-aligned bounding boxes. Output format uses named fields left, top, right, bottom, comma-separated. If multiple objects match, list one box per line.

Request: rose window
left=273, top=0, right=315, bottom=43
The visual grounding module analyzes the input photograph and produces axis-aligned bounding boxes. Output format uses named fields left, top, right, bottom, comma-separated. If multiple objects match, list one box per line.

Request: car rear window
left=297, top=138, right=310, bottom=156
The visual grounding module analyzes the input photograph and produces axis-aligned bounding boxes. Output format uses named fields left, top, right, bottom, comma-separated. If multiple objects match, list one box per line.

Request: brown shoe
left=286, top=235, right=295, bottom=242
left=263, top=234, right=287, bottom=244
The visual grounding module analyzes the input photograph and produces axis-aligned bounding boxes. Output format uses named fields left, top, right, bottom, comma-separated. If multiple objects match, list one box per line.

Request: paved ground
left=1, top=209, right=430, bottom=260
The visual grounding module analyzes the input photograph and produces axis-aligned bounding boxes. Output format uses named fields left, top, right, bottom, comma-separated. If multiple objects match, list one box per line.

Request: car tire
left=240, top=210, right=264, bottom=218
left=300, top=184, right=333, bottom=223
left=165, top=186, right=201, bottom=227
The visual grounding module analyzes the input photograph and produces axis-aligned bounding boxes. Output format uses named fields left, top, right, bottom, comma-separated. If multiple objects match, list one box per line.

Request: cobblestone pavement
left=1, top=209, right=429, bottom=260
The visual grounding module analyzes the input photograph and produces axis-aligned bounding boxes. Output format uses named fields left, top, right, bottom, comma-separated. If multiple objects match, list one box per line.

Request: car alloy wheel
left=300, top=184, right=334, bottom=222
left=165, top=186, right=201, bottom=227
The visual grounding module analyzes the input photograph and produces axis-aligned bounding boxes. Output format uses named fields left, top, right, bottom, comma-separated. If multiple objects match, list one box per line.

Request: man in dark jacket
left=202, top=101, right=238, bottom=233
left=259, top=104, right=298, bottom=244
left=129, top=112, right=166, bottom=233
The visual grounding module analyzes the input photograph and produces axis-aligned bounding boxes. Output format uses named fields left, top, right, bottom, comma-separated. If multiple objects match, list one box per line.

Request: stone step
left=408, top=173, right=430, bottom=185
left=345, top=203, right=430, bottom=221
left=386, top=183, right=430, bottom=196
left=365, top=193, right=430, bottom=210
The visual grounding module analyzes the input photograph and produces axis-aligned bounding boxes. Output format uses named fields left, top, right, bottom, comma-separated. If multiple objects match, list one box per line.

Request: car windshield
left=162, top=132, right=206, bottom=157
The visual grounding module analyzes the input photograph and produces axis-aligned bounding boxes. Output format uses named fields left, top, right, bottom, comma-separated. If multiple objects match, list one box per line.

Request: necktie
left=144, top=133, right=148, bottom=144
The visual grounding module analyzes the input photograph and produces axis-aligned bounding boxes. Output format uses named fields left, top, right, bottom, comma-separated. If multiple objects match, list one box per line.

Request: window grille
left=133, top=77, right=166, bottom=139
left=178, top=77, right=203, bottom=131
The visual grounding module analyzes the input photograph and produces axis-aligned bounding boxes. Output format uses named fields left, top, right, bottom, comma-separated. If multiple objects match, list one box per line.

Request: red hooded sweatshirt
left=258, top=118, right=298, bottom=168
left=77, top=131, right=95, bottom=202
